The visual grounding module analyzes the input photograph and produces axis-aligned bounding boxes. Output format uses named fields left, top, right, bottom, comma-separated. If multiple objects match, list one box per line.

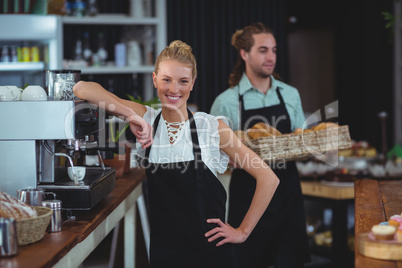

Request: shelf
left=0, top=62, right=45, bottom=71
left=79, top=65, right=154, bottom=74
left=62, top=14, right=160, bottom=25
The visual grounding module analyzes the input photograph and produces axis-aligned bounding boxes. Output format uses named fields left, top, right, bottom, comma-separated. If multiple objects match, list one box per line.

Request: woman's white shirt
left=136, top=106, right=229, bottom=177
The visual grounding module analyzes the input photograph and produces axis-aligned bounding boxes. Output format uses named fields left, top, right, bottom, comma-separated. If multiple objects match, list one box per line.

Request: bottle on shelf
left=96, top=32, right=108, bottom=66
left=10, top=46, right=18, bottom=62
left=74, top=39, right=83, bottom=61
left=83, top=32, right=93, bottom=65
left=73, top=0, right=86, bottom=17
left=87, top=0, right=98, bottom=16
left=65, top=0, right=73, bottom=16
left=22, top=42, right=30, bottom=62
left=1, top=46, right=10, bottom=62
left=142, top=26, right=154, bottom=65
left=108, top=79, right=115, bottom=94
left=31, top=46, right=40, bottom=62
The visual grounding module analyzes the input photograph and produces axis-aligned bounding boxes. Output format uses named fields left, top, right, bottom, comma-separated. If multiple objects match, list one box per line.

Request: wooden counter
left=355, top=179, right=402, bottom=267
left=301, top=181, right=354, bottom=200
left=0, top=168, right=146, bottom=268
left=301, top=180, right=355, bottom=268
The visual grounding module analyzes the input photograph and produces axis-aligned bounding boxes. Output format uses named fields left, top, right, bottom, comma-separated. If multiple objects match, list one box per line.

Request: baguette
left=0, top=191, right=38, bottom=220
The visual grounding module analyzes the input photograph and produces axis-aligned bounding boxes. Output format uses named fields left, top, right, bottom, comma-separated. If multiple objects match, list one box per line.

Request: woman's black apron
left=228, top=88, right=310, bottom=268
left=144, top=109, right=236, bottom=268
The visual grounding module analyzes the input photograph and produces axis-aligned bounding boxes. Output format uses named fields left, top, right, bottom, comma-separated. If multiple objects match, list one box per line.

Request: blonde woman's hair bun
left=169, top=40, right=192, bottom=52
left=154, top=40, right=197, bottom=79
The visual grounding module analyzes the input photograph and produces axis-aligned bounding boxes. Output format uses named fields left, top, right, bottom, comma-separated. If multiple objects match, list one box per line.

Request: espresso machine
left=0, top=72, right=117, bottom=210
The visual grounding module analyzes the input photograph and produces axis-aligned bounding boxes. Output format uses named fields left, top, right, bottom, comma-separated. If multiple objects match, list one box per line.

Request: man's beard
left=250, top=62, right=274, bottom=79
left=256, top=69, right=272, bottom=79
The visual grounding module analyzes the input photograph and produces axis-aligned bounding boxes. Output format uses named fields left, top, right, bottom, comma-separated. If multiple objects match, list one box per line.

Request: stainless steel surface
left=0, top=98, right=114, bottom=209
left=17, top=188, right=44, bottom=206
left=17, top=188, right=56, bottom=206
left=38, top=167, right=116, bottom=210
left=0, top=101, right=76, bottom=140
left=42, top=200, right=62, bottom=232
left=44, top=70, right=80, bottom=101
left=0, top=218, right=18, bottom=257
left=0, top=140, right=37, bottom=197
left=39, top=167, right=114, bottom=190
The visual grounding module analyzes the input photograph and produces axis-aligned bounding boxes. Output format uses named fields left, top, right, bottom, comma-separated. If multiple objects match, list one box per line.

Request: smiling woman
left=73, top=40, right=279, bottom=268
left=153, top=59, right=194, bottom=120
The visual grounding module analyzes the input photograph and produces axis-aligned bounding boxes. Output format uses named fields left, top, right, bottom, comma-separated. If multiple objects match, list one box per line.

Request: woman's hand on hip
left=204, top=218, right=248, bottom=246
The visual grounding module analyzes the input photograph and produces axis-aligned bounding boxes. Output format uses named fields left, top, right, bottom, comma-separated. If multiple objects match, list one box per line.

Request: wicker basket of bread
left=236, top=122, right=352, bottom=162
left=0, top=191, right=52, bottom=245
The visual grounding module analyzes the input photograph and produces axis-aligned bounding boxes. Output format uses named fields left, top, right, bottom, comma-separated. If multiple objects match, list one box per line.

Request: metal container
left=44, top=70, right=81, bottom=100
left=17, top=188, right=56, bottom=206
left=0, top=218, right=18, bottom=257
left=42, top=200, right=62, bottom=232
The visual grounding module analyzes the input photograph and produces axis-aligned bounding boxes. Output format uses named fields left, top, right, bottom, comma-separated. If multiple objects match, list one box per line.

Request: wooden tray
left=245, top=125, right=352, bottom=162
left=358, top=233, right=402, bottom=260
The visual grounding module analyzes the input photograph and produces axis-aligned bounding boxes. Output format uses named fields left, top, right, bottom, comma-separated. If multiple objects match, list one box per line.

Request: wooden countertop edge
left=300, top=180, right=354, bottom=200
left=74, top=168, right=146, bottom=241
left=0, top=168, right=146, bottom=268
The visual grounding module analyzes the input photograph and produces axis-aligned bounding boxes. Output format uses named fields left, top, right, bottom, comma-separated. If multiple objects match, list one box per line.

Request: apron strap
left=275, top=87, right=285, bottom=104
left=187, top=110, right=208, bottom=232
left=239, top=93, right=244, bottom=130
left=145, top=111, right=163, bottom=159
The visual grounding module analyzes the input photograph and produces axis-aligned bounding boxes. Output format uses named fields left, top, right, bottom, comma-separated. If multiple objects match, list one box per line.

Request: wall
left=288, top=28, right=335, bottom=115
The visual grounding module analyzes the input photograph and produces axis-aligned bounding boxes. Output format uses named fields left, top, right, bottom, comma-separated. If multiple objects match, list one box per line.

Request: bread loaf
left=247, top=122, right=282, bottom=139
left=312, top=122, right=339, bottom=131
left=0, top=191, right=38, bottom=220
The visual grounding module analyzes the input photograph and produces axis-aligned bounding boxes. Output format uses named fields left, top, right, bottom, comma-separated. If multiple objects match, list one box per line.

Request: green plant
left=382, top=11, right=397, bottom=43
left=126, top=94, right=161, bottom=106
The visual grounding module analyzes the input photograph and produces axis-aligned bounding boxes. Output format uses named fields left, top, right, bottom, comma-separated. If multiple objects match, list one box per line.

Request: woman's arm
left=73, top=81, right=153, bottom=148
left=205, top=119, right=279, bottom=245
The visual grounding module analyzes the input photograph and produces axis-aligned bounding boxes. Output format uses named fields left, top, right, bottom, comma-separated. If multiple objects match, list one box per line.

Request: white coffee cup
left=0, top=86, right=14, bottom=101
left=67, top=166, right=86, bottom=181
left=6, top=86, right=22, bottom=101
left=21, top=85, right=47, bottom=101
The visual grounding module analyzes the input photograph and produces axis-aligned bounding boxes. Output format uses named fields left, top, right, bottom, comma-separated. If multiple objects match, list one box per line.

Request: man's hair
left=228, top=22, right=276, bottom=87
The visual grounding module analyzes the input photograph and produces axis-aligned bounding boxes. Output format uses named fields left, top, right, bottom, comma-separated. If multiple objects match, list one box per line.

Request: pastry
left=293, top=128, right=303, bottom=134
left=247, top=128, right=272, bottom=139
left=0, top=191, right=38, bottom=220
left=371, top=225, right=396, bottom=241
left=388, top=219, right=400, bottom=229
left=312, top=122, right=339, bottom=131
left=233, top=130, right=247, bottom=141
left=390, top=214, right=402, bottom=221
left=247, top=122, right=281, bottom=139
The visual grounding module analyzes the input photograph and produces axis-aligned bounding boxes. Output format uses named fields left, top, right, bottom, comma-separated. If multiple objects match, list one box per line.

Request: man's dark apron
left=228, top=88, right=310, bottom=267
left=144, top=109, right=236, bottom=268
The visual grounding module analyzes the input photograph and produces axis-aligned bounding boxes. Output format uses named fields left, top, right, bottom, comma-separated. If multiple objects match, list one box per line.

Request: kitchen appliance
left=44, top=69, right=81, bottom=100
left=0, top=99, right=117, bottom=210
